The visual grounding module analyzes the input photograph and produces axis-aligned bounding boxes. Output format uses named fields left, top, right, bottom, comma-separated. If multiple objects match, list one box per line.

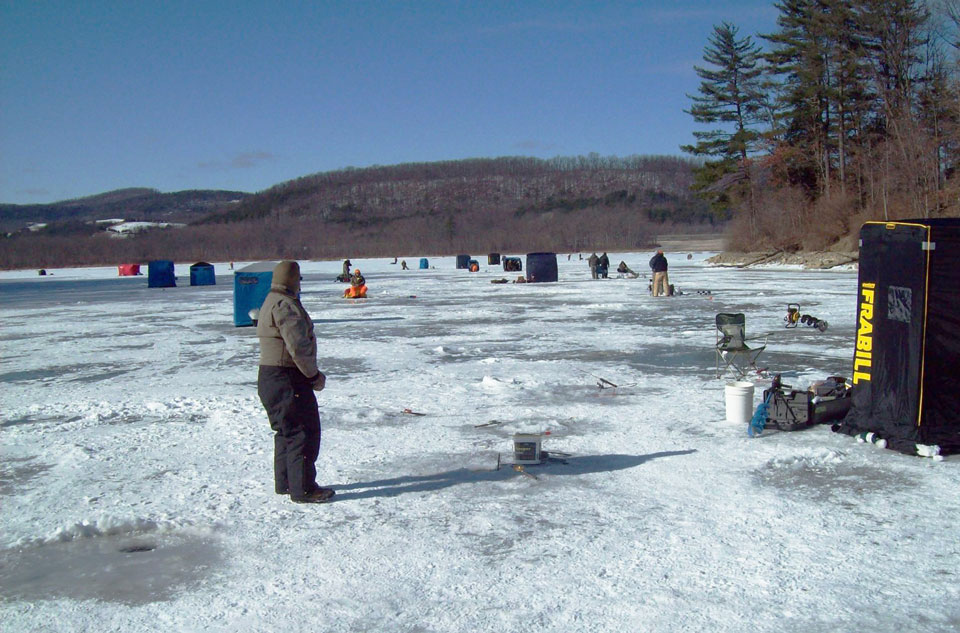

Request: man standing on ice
left=649, top=249, right=669, bottom=296
left=588, top=252, right=600, bottom=279
left=257, top=261, right=333, bottom=504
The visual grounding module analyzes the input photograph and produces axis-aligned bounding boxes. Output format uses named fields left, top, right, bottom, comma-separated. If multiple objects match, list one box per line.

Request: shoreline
left=705, top=250, right=859, bottom=270
left=651, top=234, right=859, bottom=269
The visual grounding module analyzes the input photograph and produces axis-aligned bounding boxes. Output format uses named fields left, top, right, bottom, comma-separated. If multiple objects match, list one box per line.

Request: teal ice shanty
left=189, top=262, right=216, bottom=286
left=148, top=260, right=176, bottom=288
left=419, top=258, right=429, bottom=269
left=234, top=261, right=276, bottom=326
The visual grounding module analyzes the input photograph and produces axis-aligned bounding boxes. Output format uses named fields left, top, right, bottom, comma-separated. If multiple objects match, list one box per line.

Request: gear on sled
left=784, top=303, right=828, bottom=332
left=756, top=374, right=852, bottom=433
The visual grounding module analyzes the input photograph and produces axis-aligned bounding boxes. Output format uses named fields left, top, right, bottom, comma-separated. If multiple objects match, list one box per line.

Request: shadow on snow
left=331, top=450, right=696, bottom=501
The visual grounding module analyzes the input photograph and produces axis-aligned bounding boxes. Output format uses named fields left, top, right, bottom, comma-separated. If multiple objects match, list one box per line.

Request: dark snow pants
left=258, top=366, right=321, bottom=498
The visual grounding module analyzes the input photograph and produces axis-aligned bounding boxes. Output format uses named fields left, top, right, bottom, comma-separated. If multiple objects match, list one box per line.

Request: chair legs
left=716, top=349, right=765, bottom=379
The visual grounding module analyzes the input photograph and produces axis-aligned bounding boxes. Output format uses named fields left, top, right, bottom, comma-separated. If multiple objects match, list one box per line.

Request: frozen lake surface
left=1, top=253, right=958, bottom=632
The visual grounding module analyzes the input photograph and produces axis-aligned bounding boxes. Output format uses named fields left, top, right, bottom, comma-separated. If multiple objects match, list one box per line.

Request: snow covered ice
left=2, top=254, right=959, bottom=632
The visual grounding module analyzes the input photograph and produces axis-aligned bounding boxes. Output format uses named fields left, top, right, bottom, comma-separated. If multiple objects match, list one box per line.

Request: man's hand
left=310, top=372, right=327, bottom=392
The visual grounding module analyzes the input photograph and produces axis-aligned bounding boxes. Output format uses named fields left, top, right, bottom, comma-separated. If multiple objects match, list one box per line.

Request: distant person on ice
left=343, top=268, right=367, bottom=298
left=598, top=252, right=610, bottom=278
left=649, top=249, right=669, bottom=296
left=617, top=260, right=638, bottom=277
left=342, top=259, right=351, bottom=277
left=588, top=252, right=600, bottom=279
left=257, top=261, right=333, bottom=504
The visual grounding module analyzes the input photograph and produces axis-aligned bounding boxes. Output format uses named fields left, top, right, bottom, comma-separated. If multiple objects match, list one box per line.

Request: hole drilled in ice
left=0, top=531, right=221, bottom=605
left=117, top=541, right=157, bottom=553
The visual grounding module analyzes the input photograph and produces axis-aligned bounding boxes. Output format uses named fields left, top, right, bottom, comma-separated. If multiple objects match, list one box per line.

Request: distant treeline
left=0, top=155, right=719, bottom=269
left=685, top=1, right=960, bottom=250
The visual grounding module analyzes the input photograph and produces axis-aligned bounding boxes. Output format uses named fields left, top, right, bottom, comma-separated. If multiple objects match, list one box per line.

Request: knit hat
left=272, top=260, right=300, bottom=294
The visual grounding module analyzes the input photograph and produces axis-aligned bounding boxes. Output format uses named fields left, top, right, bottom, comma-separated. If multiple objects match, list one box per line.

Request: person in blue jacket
left=649, top=249, right=669, bottom=296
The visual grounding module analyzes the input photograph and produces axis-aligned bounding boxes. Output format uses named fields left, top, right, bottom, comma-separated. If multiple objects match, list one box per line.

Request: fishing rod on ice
left=574, top=369, right=637, bottom=390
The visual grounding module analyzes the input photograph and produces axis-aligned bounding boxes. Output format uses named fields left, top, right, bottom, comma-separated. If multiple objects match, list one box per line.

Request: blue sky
left=0, top=1, right=778, bottom=204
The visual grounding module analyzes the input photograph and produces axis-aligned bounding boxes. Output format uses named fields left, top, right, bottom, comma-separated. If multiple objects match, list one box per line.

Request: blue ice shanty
left=234, top=261, right=276, bottom=327
left=148, top=260, right=176, bottom=288
left=456, top=254, right=471, bottom=269
left=419, top=258, right=429, bottom=269
left=189, top=262, right=216, bottom=286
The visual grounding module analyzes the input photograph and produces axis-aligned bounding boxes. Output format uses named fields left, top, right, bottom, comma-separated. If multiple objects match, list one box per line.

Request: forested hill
left=204, top=155, right=708, bottom=225
left=0, top=188, right=249, bottom=232
left=192, top=155, right=716, bottom=259
left=0, top=155, right=717, bottom=269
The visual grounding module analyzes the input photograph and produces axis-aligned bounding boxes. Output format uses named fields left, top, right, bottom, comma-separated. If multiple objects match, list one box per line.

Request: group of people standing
left=587, top=249, right=671, bottom=296
left=587, top=252, right=610, bottom=279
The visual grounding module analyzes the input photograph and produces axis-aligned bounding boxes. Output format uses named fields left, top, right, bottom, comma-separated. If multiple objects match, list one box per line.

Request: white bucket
left=725, top=381, right=755, bottom=425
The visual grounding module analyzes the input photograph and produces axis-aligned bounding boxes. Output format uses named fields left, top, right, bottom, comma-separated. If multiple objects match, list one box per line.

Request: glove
left=309, top=372, right=326, bottom=392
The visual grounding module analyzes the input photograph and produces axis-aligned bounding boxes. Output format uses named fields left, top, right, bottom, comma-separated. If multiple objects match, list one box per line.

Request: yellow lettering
left=853, top=280, right=876, bottom=385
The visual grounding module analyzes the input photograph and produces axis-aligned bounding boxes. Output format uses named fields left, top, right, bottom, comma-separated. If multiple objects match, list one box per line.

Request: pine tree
left=683, top=22, right=766, bottom=161
left=682, top=22, right=767, bottom=220
left=762, top=0, right=830, bottom=195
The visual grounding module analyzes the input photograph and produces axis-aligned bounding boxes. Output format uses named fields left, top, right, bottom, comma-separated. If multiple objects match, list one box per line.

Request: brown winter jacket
left=256, top=263, right=319, bottom=379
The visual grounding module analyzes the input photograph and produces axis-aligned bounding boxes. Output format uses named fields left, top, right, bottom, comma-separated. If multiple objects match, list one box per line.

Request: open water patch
left=0, top=531, right=222, bottom=605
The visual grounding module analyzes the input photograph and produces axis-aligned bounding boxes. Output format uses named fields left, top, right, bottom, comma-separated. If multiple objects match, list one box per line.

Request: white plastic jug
left=725, top=381, right=755, bottom=425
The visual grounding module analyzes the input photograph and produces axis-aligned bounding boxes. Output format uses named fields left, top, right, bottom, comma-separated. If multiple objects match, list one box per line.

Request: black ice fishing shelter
left=835, top=219, right=960, bottom=454
left=525, top=252, right=558, bottom=282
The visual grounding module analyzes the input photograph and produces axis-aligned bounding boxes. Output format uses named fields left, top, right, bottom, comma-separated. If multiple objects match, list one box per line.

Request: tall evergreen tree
left=762, top=0, right=832, bottom=194
left=683, top=22, right=766, bottom=161
left=682, top=22, right=767, bottom=219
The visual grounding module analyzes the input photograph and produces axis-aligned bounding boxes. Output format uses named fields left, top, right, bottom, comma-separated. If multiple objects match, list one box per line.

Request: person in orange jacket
left=343, top=268, right=367, bottom=298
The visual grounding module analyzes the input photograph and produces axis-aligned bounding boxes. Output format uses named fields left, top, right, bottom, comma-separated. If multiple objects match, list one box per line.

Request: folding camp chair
left=715, top=313, right=767, bottom=379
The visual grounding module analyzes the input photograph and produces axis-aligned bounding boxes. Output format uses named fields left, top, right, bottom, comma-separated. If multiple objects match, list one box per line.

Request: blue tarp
left=233, top=261, right=276, bottom=327
left=189, top=262, right=216, bottom=286
left=148, top=260, right=176, bottom=288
